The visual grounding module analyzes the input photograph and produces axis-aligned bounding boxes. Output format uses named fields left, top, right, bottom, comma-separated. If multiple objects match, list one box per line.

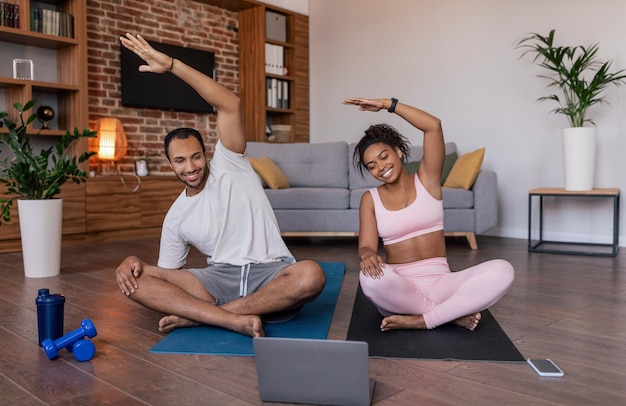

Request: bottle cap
left=36, top=289, right=65, bottom=305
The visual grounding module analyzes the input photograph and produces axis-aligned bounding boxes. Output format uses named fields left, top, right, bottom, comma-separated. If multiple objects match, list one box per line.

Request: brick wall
left=86, top=0, right=239, bottom=174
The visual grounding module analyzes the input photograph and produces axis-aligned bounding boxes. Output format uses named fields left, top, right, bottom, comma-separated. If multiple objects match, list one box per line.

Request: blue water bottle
left=36, top=289, right=65, bottom=347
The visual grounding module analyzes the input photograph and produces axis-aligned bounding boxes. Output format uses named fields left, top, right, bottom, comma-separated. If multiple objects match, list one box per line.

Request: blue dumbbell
left=42, top=318, right=97, bottom=360
left=70, top=339, right=96, bottom=362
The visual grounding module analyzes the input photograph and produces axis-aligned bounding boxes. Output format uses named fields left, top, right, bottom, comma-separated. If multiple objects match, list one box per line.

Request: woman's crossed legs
left=359, top=257, right=514, bottom=331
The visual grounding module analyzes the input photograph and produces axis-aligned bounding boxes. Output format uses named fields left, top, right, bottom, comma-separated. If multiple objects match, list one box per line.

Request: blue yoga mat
left=149, top=262, right=345, bottom=356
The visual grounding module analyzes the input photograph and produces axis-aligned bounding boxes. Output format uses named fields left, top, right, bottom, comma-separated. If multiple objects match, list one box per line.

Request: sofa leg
left=445, top=232, right=478, bottom=250
left=465, top=232, right=478, bottom=250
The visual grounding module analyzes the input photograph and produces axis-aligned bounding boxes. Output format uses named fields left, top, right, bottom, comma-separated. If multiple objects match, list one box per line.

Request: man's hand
left=120, top=33, right=173, bottom=74
left=115, top=256, right=145, bottom=296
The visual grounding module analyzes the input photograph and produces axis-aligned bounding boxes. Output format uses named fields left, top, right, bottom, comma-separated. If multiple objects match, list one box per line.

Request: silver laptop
left=253, top=337, right=375, bottom=406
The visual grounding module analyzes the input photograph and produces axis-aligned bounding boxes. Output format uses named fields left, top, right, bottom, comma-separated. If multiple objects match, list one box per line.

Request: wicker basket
left=269, top=124, right=291, bottom=143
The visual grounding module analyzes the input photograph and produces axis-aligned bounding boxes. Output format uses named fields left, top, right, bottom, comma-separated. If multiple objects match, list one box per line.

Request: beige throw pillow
left=249, top=156, right=289, bottom=189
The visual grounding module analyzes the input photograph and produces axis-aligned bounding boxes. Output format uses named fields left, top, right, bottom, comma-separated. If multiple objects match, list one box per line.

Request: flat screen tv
left=120, top=41, right=215, bottom=113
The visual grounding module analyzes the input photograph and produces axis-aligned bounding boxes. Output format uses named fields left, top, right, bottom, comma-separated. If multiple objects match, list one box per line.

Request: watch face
left=388, top=98, right=398, bottom=112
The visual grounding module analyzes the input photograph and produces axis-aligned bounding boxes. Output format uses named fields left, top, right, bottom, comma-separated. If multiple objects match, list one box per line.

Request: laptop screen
left=253, top=337, right=374, bottom=406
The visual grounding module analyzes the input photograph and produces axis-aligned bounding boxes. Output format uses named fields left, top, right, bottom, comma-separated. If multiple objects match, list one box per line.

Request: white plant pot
left=18, top=199, right=63, bottom=278
left=562, top=127, right=596, bottom=191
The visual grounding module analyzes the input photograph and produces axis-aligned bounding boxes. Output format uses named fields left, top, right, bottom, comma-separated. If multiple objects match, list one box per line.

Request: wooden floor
left=0, top=235, right=625, bottom=405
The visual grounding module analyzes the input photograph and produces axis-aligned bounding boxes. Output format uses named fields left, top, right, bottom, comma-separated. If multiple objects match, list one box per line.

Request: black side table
left=528, top=188, right=620, bottom=256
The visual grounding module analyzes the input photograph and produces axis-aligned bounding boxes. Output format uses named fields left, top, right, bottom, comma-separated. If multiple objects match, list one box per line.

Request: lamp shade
left=94, top=117, right=127, bottom=161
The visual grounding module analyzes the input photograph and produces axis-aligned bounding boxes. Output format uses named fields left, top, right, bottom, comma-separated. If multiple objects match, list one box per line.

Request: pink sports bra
left=369, top=174, right=444, bottom=245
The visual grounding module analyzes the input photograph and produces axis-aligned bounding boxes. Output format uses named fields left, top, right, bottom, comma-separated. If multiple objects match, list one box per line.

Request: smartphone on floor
left=527, top=358, right=564, bottom=377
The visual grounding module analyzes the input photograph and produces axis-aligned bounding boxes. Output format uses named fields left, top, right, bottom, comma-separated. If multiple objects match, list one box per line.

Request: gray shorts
left=186, top=261, right=291, bottom=305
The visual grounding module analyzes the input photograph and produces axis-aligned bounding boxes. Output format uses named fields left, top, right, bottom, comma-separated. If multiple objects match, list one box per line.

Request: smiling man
left=114, top=33, right=325, bottom=338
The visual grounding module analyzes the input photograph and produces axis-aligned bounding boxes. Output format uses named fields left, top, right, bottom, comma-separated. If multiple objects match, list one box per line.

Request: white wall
left=309, top=0, right=626, bottom=246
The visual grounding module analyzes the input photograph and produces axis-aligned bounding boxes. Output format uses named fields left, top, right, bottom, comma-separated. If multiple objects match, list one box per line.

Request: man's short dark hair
left=164, top=128, right=205, bottom=161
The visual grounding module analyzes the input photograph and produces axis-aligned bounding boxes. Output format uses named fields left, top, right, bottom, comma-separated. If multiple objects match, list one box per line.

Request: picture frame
left=13, top=59, right=34, bottom=80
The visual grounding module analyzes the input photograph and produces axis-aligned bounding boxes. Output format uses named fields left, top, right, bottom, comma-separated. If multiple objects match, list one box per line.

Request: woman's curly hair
left=352, top=123, right=411, bottom=176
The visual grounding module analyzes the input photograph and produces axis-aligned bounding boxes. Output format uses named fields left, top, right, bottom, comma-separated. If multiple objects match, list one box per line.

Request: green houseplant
left=516, top=29, right=626, bottom=127
left=0, top=100, right=95, bottom=223
left=515, top=29, right=626, bottom=190
left=0, top=100, right=96, bottom=277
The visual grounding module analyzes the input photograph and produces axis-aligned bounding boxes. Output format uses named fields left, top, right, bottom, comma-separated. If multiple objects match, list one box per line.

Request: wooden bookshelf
left=238, top=3, right=309, bottom=143
left=0, top=0, right=87, bottom=135
left=196, top=0, right=309, bottom=143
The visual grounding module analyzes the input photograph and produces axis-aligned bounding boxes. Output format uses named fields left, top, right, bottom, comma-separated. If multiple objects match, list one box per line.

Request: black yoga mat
left=347, top=285, right=525, bottom=362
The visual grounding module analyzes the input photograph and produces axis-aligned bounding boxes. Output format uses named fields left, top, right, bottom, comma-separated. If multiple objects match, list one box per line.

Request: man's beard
left=177, top=164, right=209, bottom=190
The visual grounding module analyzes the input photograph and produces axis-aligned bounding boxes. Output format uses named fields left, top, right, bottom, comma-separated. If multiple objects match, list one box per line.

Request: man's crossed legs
left=117, top=259, right=325, bottom=337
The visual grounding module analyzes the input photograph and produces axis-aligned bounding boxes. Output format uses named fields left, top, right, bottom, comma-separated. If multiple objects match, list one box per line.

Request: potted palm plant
left=516, top=29, right=626, bottom=190
left=0, top=100, right=96, bottom=277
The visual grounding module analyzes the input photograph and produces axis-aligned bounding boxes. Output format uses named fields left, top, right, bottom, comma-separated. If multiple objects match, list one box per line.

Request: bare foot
left=234, top=315, right=265, bottom=338
left=158, top=314, right=265, bottom=337
left=451, top=312, right=481, bottom=331
left=380, top=314, right=427, bottom=331
left=159, top=315, right=200, bottom=333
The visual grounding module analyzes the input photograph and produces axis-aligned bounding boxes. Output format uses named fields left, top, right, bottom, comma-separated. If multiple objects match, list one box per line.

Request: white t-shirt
left=157, top=140, right=295, bottom=268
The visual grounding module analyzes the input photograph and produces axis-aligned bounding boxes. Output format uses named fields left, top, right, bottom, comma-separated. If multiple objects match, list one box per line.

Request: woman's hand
left=360, top=254, right=385, bottom=278
left=115, top=255, right=145, bottom=296
left=119, top=33, right=173, bottom=74
left=342, top=97, right=386, bottom=112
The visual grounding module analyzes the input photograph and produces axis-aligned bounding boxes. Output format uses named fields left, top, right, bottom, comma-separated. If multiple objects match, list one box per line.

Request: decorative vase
left=562, top=127, right=596, bottom=191
left=18, top=199, right=63, bottom=278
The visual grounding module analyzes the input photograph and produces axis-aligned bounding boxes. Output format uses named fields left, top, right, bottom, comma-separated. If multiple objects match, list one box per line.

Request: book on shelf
left=281, top=80, right=289, bottom=109
left=30, top=6, right=74, bottom=38
left=265, top=43, right=285, bottom=75
left=266, top=78, right=290, bottom=109
left=0, top=1, right=19, bottom=28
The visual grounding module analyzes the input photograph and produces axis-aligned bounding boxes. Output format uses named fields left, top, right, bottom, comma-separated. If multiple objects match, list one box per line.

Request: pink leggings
left=359, top=257, right=514, bottom=329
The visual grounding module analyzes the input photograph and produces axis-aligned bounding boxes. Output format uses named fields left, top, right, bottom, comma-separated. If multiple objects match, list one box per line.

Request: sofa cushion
left=249, top=157, right=289, bottom=189
left=264, top=188, right=350, bottom=210
left=404, top=161, right=420, bottom=174
left=247, top=142, right=349, bottom=188
left=350, top=188, right=368, bottom=209
left=404, top=152, right=457, bottom=182
left=442, top=187, right=474, bottom=209
left=443, top=148, right=485, bottom=190
left=274, top=209, right=360, bottom=233
left=441, top=152, right=458, bottom=184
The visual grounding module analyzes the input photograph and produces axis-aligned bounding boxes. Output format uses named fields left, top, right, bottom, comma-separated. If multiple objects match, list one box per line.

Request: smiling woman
left=344, top=96, right=515, bottom=332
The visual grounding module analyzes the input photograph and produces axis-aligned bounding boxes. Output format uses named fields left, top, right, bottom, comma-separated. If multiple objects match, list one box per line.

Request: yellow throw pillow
left=249, top=156, right=289, bottom=189
left=442, top=148, right=485, bottom=190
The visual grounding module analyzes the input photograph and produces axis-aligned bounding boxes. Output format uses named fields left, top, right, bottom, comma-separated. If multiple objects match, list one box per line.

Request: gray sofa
left=246, top=141, right=497, bottom=249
